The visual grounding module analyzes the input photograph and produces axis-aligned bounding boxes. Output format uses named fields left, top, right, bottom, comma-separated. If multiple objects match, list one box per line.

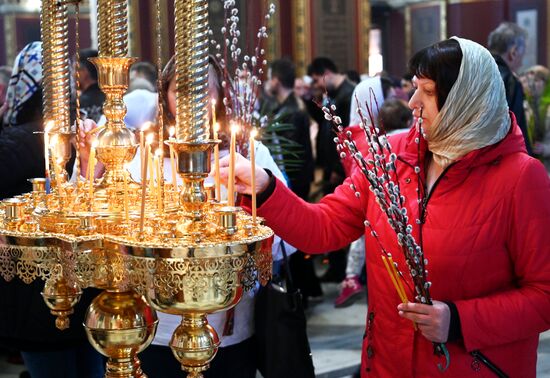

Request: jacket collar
left=397, top=111, right=526, bottom=171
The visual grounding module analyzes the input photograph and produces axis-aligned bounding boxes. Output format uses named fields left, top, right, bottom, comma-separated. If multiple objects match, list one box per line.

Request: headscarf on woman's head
left=2, top=42, right=43, bottom=127
left=427, top=37, right=510, bottom=167
left=349, top=76, right=385, bottom=127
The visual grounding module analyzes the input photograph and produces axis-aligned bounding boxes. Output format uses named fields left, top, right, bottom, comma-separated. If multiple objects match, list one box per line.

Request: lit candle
left=123, top=164, right=129, bottom=223
left=44, top=121, right=53, bottom=179
left=147, top=134, right=155, bottom=196
left=211, top=99, right=217, bottom=127
left=155, top=148, right=163, bottom=212
left=140, top=135, right=153, bottom=235
left=88, top=140, right=97, bottom=201
left=169, top=126, right=178, bottom=190
left=213, top=122, right=221, bottom=201
left=228, top=123, right=238, bottom=207
left=140, top=122, right=151, bottom=181
left=250, top=129, right=257, bottom=224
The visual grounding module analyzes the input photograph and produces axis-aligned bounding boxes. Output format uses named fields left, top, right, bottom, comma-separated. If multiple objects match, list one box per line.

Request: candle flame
left=91, top=139, right=98, bottom=148
left=146, top=133, right=154, bottom=144
left=45, top=120, right=54, bottom=132
left=141, top=122, right=152, bottom=131
left=169, top=126, right=175, bottom=138
left=250, top=129, right=258, bottom=139
left=213, top=122, right=220, bottom=133
left=155, top=148, right=162, bottom=157
left=230, top=123, right=239, bottom=134
left=211, top=99, right=216, bottom=106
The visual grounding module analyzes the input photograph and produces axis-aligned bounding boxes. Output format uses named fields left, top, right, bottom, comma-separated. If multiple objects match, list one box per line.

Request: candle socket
left=173, top=141, right=216, bottom=221
left=216, top=206, right=240, bottom=236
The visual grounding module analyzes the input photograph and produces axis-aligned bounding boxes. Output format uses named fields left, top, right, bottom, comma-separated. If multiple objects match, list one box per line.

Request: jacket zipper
left=418, top=163, right=455, bottom=246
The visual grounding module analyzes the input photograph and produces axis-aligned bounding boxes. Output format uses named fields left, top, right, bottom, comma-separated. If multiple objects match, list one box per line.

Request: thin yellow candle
left=88, top=140, right=97, bottom=200
left=211, top=99, right=217, bottom=127
left=155, top=148, right=163, bottom=212
left=140, top=122, right=151, bottom=180
left=44, top=121, right=53, bottom=179
left=213, top=122, right=221, bottom=201
left=168, top=126, right=177, bottom=190
left=250, top=128, right=257, bottom=224
left=123, top=164, right=129, bottom=223
left=139, top=137, right=151, bottom=235
left=147, top=134, right=155, bottom=196
left=228, top=123, right=238, bottom=207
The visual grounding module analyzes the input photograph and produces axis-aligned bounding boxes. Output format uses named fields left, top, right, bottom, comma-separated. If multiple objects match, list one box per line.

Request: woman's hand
left=218, top=153, right=270, bottom=195
left=397, top=300, right=451, bottom=343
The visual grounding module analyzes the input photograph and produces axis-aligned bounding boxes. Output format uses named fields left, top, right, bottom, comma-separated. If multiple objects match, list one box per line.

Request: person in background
left=77, top=49, right=105, bottom=122
left=220, top=37, right=550, bottom=378
left=400, top=73, right=414, bottom=99
left=308, top=57, right=356, bottom=284
left=0, top=42, right=104, bottom=378
left=488, top=22, right=532, bottom=155
left=130, top=61, right=158, bottom=92
left=0, top=65, right=11, bottom=127
left=522, top=65, right=550, bottom=152
left=346, top=69, right=361, bottom=85
left=265, top=58, right=322, bottom=305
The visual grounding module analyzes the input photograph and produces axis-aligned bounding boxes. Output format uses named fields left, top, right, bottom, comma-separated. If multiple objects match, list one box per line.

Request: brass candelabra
left=0, top=1, right=273, bottom=377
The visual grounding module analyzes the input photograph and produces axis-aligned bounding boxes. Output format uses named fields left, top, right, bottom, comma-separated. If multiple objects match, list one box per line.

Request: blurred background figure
left=488, top=22, right=532, bottom=155
left=129, top=61, right=157, bottom=92
left=77, top=48, right=105, bottom=122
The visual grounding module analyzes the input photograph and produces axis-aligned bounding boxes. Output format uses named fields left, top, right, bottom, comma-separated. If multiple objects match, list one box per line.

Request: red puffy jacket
left=248, top=115, right=550, bottom=377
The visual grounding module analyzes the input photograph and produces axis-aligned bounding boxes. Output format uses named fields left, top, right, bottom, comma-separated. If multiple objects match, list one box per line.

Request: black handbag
left=255, top=242, right=316, bottom=378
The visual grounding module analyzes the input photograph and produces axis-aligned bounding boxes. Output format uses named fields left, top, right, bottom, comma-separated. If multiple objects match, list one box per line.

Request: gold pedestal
left=170, top=314, right=219, bottom=378
left=84, top=290, right=158, bottom=378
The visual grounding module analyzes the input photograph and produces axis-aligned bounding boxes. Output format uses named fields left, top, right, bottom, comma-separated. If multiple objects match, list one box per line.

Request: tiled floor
left=1, top=283, right=549, bottom=378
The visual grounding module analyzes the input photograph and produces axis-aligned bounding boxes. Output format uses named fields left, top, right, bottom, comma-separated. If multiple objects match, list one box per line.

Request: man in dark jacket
left=265, top=59, right=322, bottom=302
left=77, top=49, right=105, bottom=123
left=307, top=57, right=356, bottom=283
left=266, top=59, right=315, bottom=199
left=488, top=22, right=533, bottom=155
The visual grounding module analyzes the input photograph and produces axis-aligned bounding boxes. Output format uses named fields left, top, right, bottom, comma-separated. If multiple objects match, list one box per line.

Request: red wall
left=447, top=2, right=505, bottom=46
left=386, top=9, right=406, bottom=76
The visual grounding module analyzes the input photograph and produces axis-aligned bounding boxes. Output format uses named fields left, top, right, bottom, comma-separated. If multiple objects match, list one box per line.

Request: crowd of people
left=0, top=19, right=549, bottom=378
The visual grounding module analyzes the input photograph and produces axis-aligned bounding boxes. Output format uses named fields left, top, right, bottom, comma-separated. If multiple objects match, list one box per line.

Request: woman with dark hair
left=220, top=37, right=550, bottom=377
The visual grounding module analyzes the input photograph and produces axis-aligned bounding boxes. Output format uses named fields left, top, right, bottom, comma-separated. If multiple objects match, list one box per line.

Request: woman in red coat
left=221, top=37, right=550, bottom=377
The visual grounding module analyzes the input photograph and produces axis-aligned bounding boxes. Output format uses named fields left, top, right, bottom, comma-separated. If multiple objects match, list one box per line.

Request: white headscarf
left=349, top=76, right=385, bottom=126
left=427, top=37, right=510, bottom=166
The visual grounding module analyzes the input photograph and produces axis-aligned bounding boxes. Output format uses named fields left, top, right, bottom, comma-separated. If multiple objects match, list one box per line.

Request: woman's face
left=167, top=76, right=177, bottom=117
left=408, top=76, right=439, bottom=133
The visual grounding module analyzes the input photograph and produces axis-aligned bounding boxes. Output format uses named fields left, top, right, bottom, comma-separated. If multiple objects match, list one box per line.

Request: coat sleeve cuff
left=241, top=169, right=276, bottom=207
left=444, top=301, right=462, bottom=342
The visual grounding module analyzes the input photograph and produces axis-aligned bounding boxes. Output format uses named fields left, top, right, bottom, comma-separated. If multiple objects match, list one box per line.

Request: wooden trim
left=128, top=0, right=141, bottom=57
left=405, top=5, right=411, bottom=59
left=292, top=0, right=311, bottom=76
left=4, top=13, right=16, bottom=65
left=266, top=0, right=281, bottom=65
left=357, top=0, right=371, bottom=74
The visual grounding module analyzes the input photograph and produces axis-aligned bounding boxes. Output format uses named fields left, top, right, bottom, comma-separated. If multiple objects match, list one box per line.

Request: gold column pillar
left=292, top=0, right=311, bottom=77
left=265, top=0, right=281, bottom=66
left=174, top=0, right=209, bottom=142
left=357, top=0, right=370, bottom=75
